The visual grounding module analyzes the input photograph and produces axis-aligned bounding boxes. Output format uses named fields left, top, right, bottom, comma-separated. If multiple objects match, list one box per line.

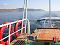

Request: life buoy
left=14, top=21, right=22, bottom=37
left=0, top=25, right=12, bottom=45
left=0, top=26, right=8, bottom=45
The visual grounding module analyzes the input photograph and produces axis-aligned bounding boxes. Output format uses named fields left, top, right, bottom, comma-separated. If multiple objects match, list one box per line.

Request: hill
left=0, top=8, right=45, bottom=12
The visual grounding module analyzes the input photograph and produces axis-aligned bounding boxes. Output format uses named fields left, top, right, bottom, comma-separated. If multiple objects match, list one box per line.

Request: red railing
left=0, top=19, right=26, bottom=45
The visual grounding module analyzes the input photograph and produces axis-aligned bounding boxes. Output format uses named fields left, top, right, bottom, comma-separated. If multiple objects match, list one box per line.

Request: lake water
left=0, top=11, right=60, bottom=32
left=0, top=11, right=47, bottom=24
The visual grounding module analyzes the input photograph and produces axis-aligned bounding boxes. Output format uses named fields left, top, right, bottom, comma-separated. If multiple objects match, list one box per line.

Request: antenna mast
left=23, top=0, right=28, bottom=33
left=49, top=0, right=51, bottom=28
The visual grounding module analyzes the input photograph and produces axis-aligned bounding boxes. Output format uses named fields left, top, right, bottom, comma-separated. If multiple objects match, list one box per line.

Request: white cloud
left=0, top=4, right=19, bottom=9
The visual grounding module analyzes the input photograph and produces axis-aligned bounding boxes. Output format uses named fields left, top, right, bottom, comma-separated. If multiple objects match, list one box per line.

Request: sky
left=0, top=0, right=60, bottom=11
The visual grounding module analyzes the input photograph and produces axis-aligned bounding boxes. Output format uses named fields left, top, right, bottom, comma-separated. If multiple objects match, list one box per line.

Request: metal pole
left=49, top=0, right=51, bottom=28
left=24, top=0, right=28, bottom=33
left=44, top=20, right=45, bottom=28
left=21, top=0, right=25, bottom=34
left=23, top=0, right=27, bottom=19
left=9, top=25, right=11, bottom=45
left=28, top=20, right=30, bottom=34
left=21, top=20, right=23, bottom=34
left=25, top=23, right=26, bottom=33
left=23, top=0, right=25, bottom=19
left=26, top=0, right=28, bottom=19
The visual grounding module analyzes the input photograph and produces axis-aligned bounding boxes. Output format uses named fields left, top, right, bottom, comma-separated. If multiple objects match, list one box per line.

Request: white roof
left=41, top=17, right=60, bottom=20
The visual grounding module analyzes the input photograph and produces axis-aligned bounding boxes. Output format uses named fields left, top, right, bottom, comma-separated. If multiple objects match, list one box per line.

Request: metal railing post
left=21, top=20, right=23, bottom=34
left=25, top=22, right=26, bottom=33
left=9, top=24, right=11, bottom=45
left=27, top=20, right=30, bottom=34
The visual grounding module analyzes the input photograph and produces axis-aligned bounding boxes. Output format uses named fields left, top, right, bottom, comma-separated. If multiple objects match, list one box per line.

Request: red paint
left=0, top=20, right=23, bottom=45
left=0, top=26, right=8, bottom=45
left=0, top=25, right=12, bottom=45
left=53, top=36, right=56, bottom=43
left=15, top=21, right=22, bottom=37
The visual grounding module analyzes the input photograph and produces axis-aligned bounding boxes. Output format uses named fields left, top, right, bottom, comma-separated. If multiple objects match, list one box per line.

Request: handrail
left=0, top=27, right=25, bottom=41
left=0, top=19, right=27, bottom=27
left=0, top=19, right=28, bottom=45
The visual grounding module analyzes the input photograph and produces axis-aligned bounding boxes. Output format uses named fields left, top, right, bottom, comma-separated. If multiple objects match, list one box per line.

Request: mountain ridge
left=0, top=8, right=45, bottom=12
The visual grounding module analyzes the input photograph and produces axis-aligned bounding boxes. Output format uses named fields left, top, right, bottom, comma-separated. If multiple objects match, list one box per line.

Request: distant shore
left=0, top=8, right=45, bottom=12
left=0, top=9, right=17, bottom=12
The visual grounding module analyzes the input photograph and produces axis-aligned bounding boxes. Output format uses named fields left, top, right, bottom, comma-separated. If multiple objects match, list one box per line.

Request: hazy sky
left=0, top=0, right=60, bottom=11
